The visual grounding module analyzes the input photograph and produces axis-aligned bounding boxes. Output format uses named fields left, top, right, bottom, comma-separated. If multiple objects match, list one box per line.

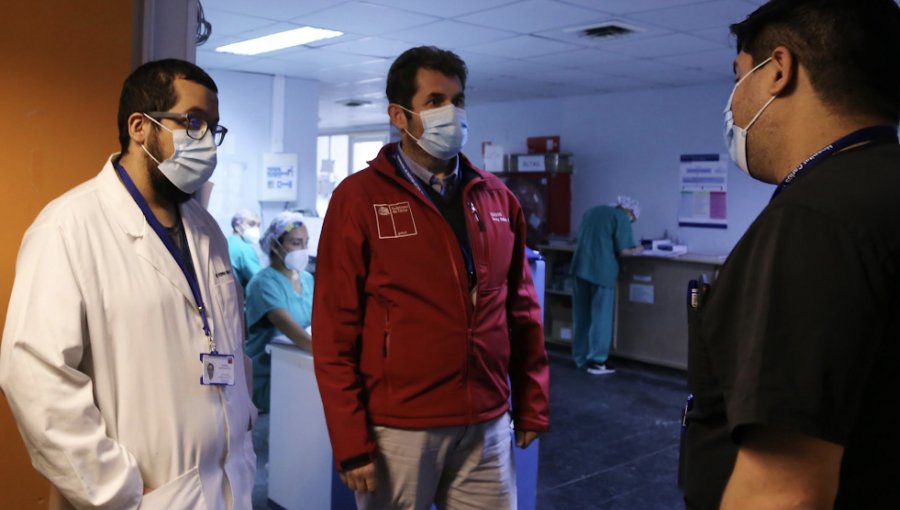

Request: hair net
left=231, top=209, right=259, bottom=229
left=260, top=211, right=305, bottom=255
left=617, top=195, right=641, bottom=219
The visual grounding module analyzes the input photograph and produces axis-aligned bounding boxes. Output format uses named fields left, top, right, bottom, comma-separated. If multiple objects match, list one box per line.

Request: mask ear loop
left=731, top=57, right=776, bottom=130
left=139, top=114, right=173, bottom=165
left=393, top=104, right=423, bottom=143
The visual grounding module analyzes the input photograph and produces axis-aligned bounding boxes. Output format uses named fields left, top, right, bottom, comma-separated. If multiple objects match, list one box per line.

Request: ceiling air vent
left=567, top=21, right=641, bottom=40
left=337, top=99, right=373, bottom=108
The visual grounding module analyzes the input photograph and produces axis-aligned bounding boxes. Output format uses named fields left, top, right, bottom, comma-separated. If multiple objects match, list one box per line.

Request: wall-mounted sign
left=260, top=152, right=298, bottom=202
left=678, top=153, right=728, bottom=229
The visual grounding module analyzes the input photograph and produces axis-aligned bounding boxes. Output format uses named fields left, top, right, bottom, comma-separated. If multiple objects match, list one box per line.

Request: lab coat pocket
left=139, top=466, right=207, bottom=510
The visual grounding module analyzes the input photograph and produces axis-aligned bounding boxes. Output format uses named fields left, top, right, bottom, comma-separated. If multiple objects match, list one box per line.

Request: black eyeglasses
left=144, top=111, right=228, bottom=146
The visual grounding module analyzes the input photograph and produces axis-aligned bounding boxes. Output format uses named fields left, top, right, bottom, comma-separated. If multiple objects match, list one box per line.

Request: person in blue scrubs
left=569, top=196, right=642, bottom=375
left=227, top=209, right=262, bottom=294
left=244, top=211, right=314, bottom=412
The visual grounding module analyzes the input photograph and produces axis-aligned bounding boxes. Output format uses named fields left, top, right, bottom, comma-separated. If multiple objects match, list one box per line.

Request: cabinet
left=536, top=246, right=725, bottom=369
left=536, top=244, right=576, bottom=346
left=496, top=172, right=571, bottom=248
left=615, top=255, right=723, bottom=369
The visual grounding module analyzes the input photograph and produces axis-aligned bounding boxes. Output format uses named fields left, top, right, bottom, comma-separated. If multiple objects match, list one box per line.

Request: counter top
left=633, top=252, right=728, bottom=265
left=537, top=243, right=727, bottom=266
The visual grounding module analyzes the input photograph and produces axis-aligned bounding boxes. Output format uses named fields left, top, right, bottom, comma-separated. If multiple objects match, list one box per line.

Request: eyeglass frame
left=144, top=111, right=228, bottom=146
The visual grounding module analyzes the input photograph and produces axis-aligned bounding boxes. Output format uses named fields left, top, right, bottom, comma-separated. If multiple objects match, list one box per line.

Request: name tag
left=200, top=352, right=235, bottom=386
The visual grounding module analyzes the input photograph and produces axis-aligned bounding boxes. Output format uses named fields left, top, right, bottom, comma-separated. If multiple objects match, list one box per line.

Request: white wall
left=206, top=70, right=319, bottom=237
left=467, top=82, right=775, bottom=255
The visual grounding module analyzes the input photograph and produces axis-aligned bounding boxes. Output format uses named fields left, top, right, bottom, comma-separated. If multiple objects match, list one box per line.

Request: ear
left=127, top=112, right=152, bottom=146
left=767, top=46, right=795, bottom=96
left=387, top=104, right=409, bottom=132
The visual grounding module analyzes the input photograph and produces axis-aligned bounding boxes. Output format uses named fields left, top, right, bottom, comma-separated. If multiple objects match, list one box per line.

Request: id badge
left=200, top=352, right=236, bottom=386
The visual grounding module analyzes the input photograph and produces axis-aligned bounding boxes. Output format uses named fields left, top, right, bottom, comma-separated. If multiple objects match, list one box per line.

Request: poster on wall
left=260, top=152, right=299, bottom=202
left=678, top=154, right=728, bottom=229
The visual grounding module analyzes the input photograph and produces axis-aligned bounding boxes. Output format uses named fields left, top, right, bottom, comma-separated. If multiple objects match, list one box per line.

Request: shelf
left=546, top=337, right=573, bottom=346
left=546, top=289, right=573, bottom=297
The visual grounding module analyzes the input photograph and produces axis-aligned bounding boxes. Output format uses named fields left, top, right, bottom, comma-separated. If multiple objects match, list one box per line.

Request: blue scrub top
left=227, top=233, right=262, bottom=292
left=244, top=266, right=314, bottom=411
left=570, top=206, right=635, bottom=287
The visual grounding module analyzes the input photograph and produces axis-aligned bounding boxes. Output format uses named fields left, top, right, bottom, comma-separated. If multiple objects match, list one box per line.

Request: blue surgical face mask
left=724, top=57, right=775, bottom=175
left=398, top=104, right=468, bottom=160
left=142, top=114, right=218, bottom=194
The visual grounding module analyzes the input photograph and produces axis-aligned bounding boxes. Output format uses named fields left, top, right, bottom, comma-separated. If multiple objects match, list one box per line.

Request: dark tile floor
left=251, top=348, right=688, bottom=510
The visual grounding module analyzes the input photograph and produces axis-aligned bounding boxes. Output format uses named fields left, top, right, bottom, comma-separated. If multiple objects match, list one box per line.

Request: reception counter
left=266, top=334, right=542, bottom=510
left=615, top=253, right=725, bottom=369
left=538, top=244, right=727, bottom=370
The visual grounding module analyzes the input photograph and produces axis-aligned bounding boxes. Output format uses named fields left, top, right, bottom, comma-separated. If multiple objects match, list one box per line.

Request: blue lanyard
left=113, top=161, right=216, bottom=352
left=771, top=125, right=898, bottom=200
left=392, top=150, right=433, bottom=200
left=392, top=150, right=477, bottom=287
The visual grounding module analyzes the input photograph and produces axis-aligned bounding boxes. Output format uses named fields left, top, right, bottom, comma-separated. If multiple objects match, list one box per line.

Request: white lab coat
left=0, top=156, right=257, bottom=510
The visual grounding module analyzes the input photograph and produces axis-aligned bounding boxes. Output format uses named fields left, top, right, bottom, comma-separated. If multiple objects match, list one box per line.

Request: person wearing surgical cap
left=569, top=195, right=642, bottom=375
left=227, top=208, right=262, bottom=293
left=243, top=211, right=314, bottom=412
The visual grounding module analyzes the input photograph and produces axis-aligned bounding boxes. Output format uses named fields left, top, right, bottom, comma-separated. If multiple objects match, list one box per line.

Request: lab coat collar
left=97, top=154, right=211, bottom=312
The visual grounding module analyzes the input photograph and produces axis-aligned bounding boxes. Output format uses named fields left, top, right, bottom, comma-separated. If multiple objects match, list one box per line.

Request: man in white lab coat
left=0, top=59, right=256, bottom=509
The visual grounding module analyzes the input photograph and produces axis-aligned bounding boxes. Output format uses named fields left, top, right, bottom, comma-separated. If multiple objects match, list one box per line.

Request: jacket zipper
left=384, top=155, right=484, bottom=422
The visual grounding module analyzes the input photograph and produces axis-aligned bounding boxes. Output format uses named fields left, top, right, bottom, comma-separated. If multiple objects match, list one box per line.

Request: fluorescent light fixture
left=216, top=26, right=343, bottom=55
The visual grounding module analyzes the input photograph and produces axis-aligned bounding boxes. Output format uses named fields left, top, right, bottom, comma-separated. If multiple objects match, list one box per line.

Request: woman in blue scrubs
left=244, top=211, right=314, bottom=412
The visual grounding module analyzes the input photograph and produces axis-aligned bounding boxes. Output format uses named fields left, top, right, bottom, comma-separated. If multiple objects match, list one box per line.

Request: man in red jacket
left=313, top=46, right=550, bottom=509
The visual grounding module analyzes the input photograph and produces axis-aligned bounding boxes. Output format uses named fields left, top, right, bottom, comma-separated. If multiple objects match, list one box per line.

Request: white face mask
left=399, top=104, right=468, bottom=160
left=142, top=114, right=218, bottom=194
left=241, top=225, right=261, bottom=244
left=284, top=249, right=309, bottom=273
left=724, top=57, right=775, bottom=175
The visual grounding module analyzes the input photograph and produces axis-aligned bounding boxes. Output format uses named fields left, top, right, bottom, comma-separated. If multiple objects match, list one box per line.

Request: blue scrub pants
left=572, top=277, right=615, bottom=368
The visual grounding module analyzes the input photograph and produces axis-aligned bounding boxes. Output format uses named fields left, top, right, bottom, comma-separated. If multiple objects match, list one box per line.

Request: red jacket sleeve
left=505, top=198, right=550, bottom=433
left=312, top=182, right=377, bottom=469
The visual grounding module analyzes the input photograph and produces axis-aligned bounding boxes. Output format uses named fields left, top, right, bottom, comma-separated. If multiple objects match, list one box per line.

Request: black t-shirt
left=682, top=141, right=900, bottom=509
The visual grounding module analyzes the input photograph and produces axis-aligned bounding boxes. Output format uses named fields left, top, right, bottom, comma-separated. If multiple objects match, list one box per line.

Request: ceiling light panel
left=216, top=26, right=344, bottom=55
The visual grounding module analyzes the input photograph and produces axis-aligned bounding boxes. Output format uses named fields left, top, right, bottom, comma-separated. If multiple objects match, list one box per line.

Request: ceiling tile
left=289, top=1, right=440, bottom=36
left=462, top=35, right=581, bottom=59
left=274, top=47, right=379, bottom=68
left=204, top=0, right=348, bottom=22
left=583, top=74, right=660, bottom=93
left=627, top=0, right=754, bottom=31
left=604, top=57, right=682, bottom=76
left=655, top=67, right=729, bottom=87
left=693, top=27, right=735, bottom=47
left=202, top=9, right=277, bottom=37
left=457, top=0, right=612, bottom=34
left=387, top=20, right=518, bottom=49
left=475, top=58, right=568, bottom=79
left=659, top=47, right=736, bottom=72
left=559, top=0, right=709, bottom=15
left=361, top=0, right=524, bottom=18
left=325, top=37, right=415, bottom=58
left=523, top=48, right=631, bottom=69
left=602, top=33, right=725, bottom=58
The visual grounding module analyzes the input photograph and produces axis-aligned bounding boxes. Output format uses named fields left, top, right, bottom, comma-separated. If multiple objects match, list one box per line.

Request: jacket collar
left=97, top=154, right=212, bottom=315
left=371, top=143, right=487, bottom=194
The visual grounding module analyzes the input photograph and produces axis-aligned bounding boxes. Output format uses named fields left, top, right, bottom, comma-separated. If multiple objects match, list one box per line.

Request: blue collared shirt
left=397, top=144, right=460, bottom=199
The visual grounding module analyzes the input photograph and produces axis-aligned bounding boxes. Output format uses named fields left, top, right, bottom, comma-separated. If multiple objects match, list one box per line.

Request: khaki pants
left=356, top=414, right=517, bottom=510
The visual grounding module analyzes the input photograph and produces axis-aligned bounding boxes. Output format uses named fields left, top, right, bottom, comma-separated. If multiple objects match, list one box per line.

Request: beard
left=146, top=130, right=192, bottom=204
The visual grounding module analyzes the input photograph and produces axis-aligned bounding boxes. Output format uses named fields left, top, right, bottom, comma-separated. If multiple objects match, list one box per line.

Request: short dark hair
left=117, top=59, right=218, bottom=154
left=386, top=46, right=467, bottom=113
left=731, top=0, right=900, bottom=123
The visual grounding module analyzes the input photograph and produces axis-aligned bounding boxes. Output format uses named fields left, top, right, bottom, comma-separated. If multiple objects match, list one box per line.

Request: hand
left=339, top=462, right=377, bottom=493
left=515, top=430, right=540, bottom=449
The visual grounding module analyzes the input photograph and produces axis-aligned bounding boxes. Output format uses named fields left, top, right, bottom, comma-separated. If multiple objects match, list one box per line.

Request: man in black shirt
left=682, top=1, right=900, bottom=508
